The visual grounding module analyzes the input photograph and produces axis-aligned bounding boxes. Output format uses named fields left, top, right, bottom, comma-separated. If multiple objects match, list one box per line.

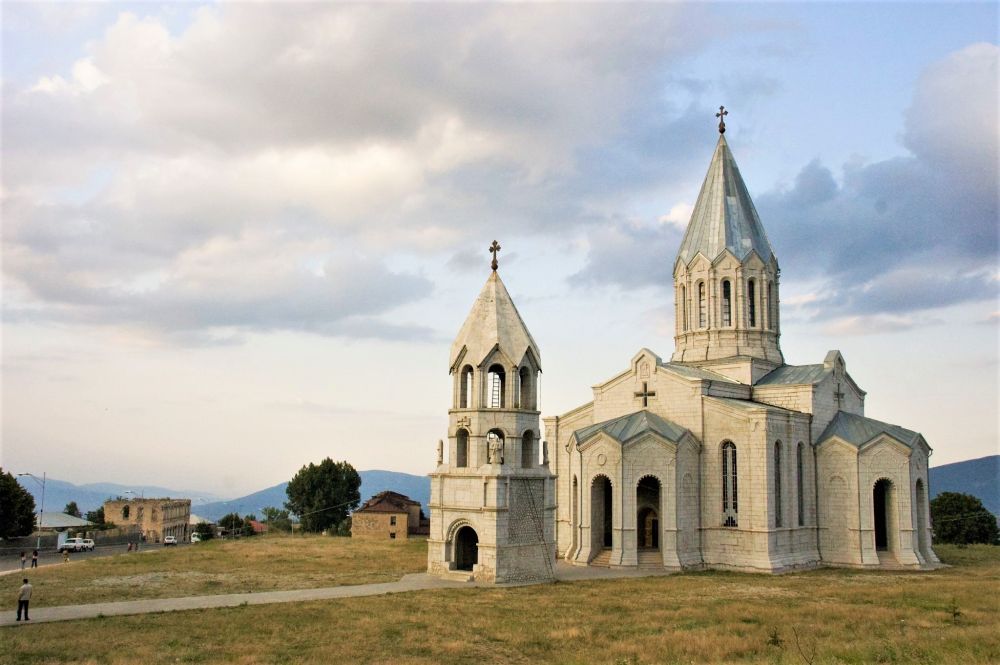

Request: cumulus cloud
left=574, top=42, right=999, bottom=328
left=3, top=3, right=714, bottom=343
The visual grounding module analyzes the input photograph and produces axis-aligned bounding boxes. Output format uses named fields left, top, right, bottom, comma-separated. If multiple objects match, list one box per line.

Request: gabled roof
left=660, top=362, right=739, bottom=383
left=755, top=364, right=827, bottom=386
left=574, top=410, right=688, bottom=446
left=450, top=271, right=541, bottom=372
left=818, top=411, right=922, bottom=449
left=676, top=135, right=775, bottom=266
left=356, top=491, right=421, bottom=514
left=39, top=513, right=92, bottom=529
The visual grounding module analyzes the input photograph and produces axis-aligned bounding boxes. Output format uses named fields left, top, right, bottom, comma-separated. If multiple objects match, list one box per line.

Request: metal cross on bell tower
left=489, top=239, right=501, bottom=272
left=716, top=105, right=728, bottom=134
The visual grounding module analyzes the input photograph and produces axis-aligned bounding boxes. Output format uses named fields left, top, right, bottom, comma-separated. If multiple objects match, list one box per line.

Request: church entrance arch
left=591, top=475, right=613, bottom=551
left=454, top=526, right=479, bottom=571
left=915, top=478, right=929, bottom=558
left=873, top=479, right=895, bottom=554
left=636, top=476, right=661, bottom=549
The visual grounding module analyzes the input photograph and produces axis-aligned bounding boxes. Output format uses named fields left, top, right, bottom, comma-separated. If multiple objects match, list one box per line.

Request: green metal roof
left=818, top=411, right=922, bottom=448
left=574, top=410, right=688, bottom=446
left=755, top=364, right=827, bottom=386
left=661, top=362, right=738, bottom=383
left=676, top=135, right=775, bottom=266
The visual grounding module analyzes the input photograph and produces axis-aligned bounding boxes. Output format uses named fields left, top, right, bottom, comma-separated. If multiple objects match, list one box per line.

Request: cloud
left=574, top=43, right=999, bottom=327
left=3, top=3, right=722, bottom=344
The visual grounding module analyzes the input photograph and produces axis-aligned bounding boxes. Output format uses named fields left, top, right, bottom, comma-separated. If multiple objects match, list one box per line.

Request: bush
left=930, top=492, right=999, bottom=545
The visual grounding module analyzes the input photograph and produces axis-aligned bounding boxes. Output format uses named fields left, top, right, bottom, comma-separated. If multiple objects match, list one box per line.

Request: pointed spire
left=676, top=133, right=775, bottom=266
left=450, top=270, right=541, bottom=372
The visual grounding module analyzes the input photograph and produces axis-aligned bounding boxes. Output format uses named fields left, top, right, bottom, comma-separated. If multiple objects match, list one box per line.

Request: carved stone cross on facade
left=634, top=381, right=657, bottom=407
left=456, top=416, right=471, bottom=429
left=489, top=240, right=501, bottom=271
left=834, top=383, right=845, bottom=409
left=716, top=105, right=728, bottom=134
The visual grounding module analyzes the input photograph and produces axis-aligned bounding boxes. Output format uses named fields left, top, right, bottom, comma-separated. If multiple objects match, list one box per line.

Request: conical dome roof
left=450, top=271, right=541, bottom=372
left=676, top=135, right=775, bottom=266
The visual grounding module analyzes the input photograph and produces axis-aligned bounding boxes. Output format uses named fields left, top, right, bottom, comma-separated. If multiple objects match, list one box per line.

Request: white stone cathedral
left=429, top=121, right=939, bottom=582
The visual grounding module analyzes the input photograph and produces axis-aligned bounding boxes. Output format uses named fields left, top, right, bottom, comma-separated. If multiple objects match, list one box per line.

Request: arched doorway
left=591, top=476, right=613, bottom=550
left=454, top=526, right=479, bottom=571
left=873, top=479, right=894, bottom=553
left=637, top=476, right=661, bottom=549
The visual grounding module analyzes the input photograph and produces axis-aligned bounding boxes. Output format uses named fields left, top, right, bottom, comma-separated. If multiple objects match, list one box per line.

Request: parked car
left=163, top=535, right=177, bottom=546
left=59, top=537, right=94, bottom=553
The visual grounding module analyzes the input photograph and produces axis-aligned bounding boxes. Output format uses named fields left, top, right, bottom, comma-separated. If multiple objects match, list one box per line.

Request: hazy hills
left=16, top=455, right=997, bottom=523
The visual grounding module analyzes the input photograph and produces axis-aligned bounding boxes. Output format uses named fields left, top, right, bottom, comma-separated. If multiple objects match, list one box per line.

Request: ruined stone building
left=429, top=122, right=939, bottom=582
left=352, top=491, right=429, bottom=540
left=103, top=498, right=191, bottom=543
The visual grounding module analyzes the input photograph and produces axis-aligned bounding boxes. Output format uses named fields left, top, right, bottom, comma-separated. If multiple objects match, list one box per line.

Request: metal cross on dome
left=489, top=239, right=501, bottom=271
left=716, top=105, right=728, bottom=134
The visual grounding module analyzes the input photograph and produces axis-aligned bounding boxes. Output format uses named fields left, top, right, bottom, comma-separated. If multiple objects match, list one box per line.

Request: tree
left=261, top=506, right=293, bottom=533
left=0, top=468, right=37, bottom=538
left=86, top=506, right=106, bottom=525
left=193, top=522, right=215, bottom=541
left=930, top=492, right=1000, bottom=545
left=285, top=458, right=361, bottom=533
left=242, top=514, right=258, bottom=537
left=64, top=501, right=82, bottom=518
left=218, top=512, right=244, bottom=536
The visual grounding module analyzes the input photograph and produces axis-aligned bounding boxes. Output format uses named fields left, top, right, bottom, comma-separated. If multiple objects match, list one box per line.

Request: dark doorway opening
left=874, top=479, right=890, bottom=551
left=455, top=526, right=479, bottom=571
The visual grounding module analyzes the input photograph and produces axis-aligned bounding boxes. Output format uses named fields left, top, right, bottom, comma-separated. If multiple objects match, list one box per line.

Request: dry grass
left=3, top=544, right=999, bottom=664
left=0, top=534, right=426, bottom=606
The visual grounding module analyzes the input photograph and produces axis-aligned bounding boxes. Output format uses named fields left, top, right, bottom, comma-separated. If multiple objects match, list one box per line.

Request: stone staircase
left=589, top=549, right=612, bottom=567
left=638, top=550, right=662, bottom=569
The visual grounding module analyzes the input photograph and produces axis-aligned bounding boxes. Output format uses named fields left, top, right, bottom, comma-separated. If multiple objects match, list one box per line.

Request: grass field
left=2, top=541, right=999, bottom=664
left=0, top=535, right=426, bottom=606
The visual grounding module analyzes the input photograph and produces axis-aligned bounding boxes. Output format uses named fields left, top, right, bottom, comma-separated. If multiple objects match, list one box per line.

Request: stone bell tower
left=671, top=107, right=784, bottom=384
left=427, top=240, right=556, bottom=584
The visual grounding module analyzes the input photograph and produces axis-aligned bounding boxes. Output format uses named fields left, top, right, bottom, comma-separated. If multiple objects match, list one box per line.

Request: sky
left=2, top=2, right=997, bottom=499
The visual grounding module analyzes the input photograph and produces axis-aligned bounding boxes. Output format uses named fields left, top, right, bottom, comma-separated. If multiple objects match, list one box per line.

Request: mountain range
left=16, top=455, right=997, bottom=522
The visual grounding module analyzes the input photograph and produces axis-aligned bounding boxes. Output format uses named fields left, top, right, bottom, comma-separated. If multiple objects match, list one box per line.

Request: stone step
left=440, top=570, right=475, bottom=582
left=589, top=549, right=612, bottom=567
left=637, top=550, right=662, bottom=568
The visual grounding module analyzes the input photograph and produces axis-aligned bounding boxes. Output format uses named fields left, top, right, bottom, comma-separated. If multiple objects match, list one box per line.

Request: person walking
left=19, top=552, right=26, bottom=570
left=30, top=550, right=38, bottom=568
left=16, top=578, right=32, bottom=622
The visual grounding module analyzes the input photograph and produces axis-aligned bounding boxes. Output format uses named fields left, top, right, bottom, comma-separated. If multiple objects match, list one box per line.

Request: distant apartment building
left=351, top=491, right=429, bottom=540
left=104, top=498, right=191, bottom=542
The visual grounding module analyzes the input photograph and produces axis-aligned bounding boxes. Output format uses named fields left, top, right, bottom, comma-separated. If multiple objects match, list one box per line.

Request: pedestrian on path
left=19, top=552, right=26, bottom=570
left=62, top=550, right=69, bottom=563
left=16, top=578, right=32, bottom=622
left=30, top=550, right=38, bottom=568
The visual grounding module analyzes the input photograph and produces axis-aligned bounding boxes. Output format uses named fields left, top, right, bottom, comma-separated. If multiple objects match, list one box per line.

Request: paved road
left=0, top=543, right=190, bottom=573
left=0, top=562, right=672, bottom=627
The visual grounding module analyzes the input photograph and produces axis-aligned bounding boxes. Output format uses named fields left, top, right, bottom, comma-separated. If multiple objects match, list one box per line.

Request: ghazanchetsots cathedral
left=427, top=117, right=941, bottom=584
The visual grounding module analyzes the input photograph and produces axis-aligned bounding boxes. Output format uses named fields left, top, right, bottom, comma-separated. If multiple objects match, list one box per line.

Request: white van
left=191, top=533, right=202, bottom=543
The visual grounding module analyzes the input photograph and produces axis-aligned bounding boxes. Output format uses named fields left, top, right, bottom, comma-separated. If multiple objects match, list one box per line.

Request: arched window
left=459, top=366, right=473, bottom=409
left=521, top=430, right=535, bottom=468
left=122, top=505, right=130, bottom=520
left=797, top=442, right=805, bottom=527
left=722, top=442, right=738, bottom=527
left=518, top=366, right=533, bottom=409
left=487, top=364, right=506, bottom=408
left=456, top=429, right=469, bottom=468
left=136, top=506, right=144, bottom=521
left=681, top=285, right=688, bottom=332
left=721, top=280, right=732, bottom=327
left=747, top=279, right=757, bottom=327
left=774, top=441, right=783, bottom=528
left=698, top=282, right=707, bottom=328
